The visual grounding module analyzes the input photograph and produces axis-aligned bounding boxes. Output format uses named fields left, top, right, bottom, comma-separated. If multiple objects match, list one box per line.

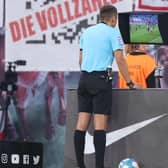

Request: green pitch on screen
left=130, top=24, right=163, bottom=43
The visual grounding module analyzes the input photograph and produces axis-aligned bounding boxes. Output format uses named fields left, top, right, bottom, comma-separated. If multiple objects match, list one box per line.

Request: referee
left=74, top=5, right=140, bottom=168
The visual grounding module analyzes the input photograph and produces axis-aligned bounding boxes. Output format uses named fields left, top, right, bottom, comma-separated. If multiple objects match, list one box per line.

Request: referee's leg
left=74, top=112, right=91, bottom=168
left=93, top=114, right=108, bottom=168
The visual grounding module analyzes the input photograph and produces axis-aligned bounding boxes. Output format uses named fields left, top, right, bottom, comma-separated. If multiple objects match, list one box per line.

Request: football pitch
left=130, top=25, right=163, bottom=43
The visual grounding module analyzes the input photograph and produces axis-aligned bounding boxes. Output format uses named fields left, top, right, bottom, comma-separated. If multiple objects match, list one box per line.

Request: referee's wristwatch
left=126, top=80, right=135, bottom=89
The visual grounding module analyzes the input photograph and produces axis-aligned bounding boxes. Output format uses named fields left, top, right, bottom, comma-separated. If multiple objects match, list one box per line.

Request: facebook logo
left=23, top=155, right=29, bottom=165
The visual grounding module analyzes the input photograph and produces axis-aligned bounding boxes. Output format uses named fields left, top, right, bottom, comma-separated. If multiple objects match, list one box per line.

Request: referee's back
left=80, top=22, right=122, bottom=72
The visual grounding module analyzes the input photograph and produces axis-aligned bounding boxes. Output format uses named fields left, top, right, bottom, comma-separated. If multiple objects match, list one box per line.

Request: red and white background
left=5, top=0, right=168, bottom=71
left=5, top=0, right=133, bottom=71
left=138, top=0, right=168, bottom=10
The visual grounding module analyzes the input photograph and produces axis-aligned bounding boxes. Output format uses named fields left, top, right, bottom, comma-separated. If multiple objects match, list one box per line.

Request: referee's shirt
left=80, top=22, right=124, bottom=72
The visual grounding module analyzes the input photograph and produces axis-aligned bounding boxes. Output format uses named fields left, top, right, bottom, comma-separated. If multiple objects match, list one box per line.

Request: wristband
left=126, top=81, right=135, bottom=89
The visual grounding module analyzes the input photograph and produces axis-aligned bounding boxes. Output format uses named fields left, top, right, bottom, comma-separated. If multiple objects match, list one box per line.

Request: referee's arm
left=114, top=49, right=132, bottom=83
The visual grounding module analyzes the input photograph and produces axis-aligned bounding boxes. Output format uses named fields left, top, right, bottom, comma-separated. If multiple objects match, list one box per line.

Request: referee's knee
left=76, top=123, right=89, bottom=131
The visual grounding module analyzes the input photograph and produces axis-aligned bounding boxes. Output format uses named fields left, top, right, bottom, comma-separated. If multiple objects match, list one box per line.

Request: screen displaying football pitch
left=130, top=14, right=163, bottom=44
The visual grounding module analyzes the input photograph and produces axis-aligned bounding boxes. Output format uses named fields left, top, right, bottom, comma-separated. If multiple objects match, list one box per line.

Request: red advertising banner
left=139, top=0, right=168, bottom=10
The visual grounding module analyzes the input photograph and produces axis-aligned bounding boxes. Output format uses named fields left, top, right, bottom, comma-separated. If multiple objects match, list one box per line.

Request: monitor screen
left=129, top=14, right=163, bottom=44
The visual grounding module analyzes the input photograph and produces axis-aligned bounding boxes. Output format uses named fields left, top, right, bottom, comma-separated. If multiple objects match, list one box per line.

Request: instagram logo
left=1, top=154, right=8, bottom=164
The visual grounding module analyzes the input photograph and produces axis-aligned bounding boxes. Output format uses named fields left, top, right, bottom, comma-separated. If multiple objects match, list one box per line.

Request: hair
left=100, top=5, right=117, bottom=21
left=125, top=44, right=140, bottom=54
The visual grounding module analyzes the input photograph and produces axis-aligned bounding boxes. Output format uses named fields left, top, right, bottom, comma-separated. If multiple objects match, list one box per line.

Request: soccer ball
left=118, top=158, right=140, bottom=168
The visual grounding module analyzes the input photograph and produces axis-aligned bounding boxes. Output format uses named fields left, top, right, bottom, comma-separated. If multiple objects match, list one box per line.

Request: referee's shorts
left=77, top=71, right=112, bottom=115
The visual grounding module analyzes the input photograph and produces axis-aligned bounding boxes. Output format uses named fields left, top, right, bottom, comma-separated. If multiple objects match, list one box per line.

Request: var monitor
left=119, top=12, right=168, bottom=45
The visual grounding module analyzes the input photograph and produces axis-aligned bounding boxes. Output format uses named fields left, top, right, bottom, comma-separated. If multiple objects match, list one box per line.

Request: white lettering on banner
left=139, top=0, right=168, bottom=10
left=6, top=0, right=132, bottom=71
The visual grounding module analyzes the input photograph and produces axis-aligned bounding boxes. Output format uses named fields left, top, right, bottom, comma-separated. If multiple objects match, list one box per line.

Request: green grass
left=130, top=25, right=163, bottom=43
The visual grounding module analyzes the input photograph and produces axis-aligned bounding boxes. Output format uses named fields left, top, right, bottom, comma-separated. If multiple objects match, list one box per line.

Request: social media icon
left=23, top=155, right=29, bottom=165
left=11, top=154, right=20, bottom=164
left=1, top=154, right=8, bottom=164
left=33, top=155, right=40, bottom=165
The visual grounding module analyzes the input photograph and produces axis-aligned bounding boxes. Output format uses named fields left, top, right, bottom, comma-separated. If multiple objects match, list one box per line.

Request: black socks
left=74, top=130, right=86, bottom=168
left=74, top=130, right=106, bottom=168
left=94, top=130, right=106, bottom=168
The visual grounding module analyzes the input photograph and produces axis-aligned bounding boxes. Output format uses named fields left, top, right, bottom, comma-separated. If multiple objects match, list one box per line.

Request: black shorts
left=77, top=71, right=112, bottom=115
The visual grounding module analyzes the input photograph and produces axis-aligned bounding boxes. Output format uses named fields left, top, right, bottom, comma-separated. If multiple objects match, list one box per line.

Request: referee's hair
left=100, top=5, right=117, bottom=21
